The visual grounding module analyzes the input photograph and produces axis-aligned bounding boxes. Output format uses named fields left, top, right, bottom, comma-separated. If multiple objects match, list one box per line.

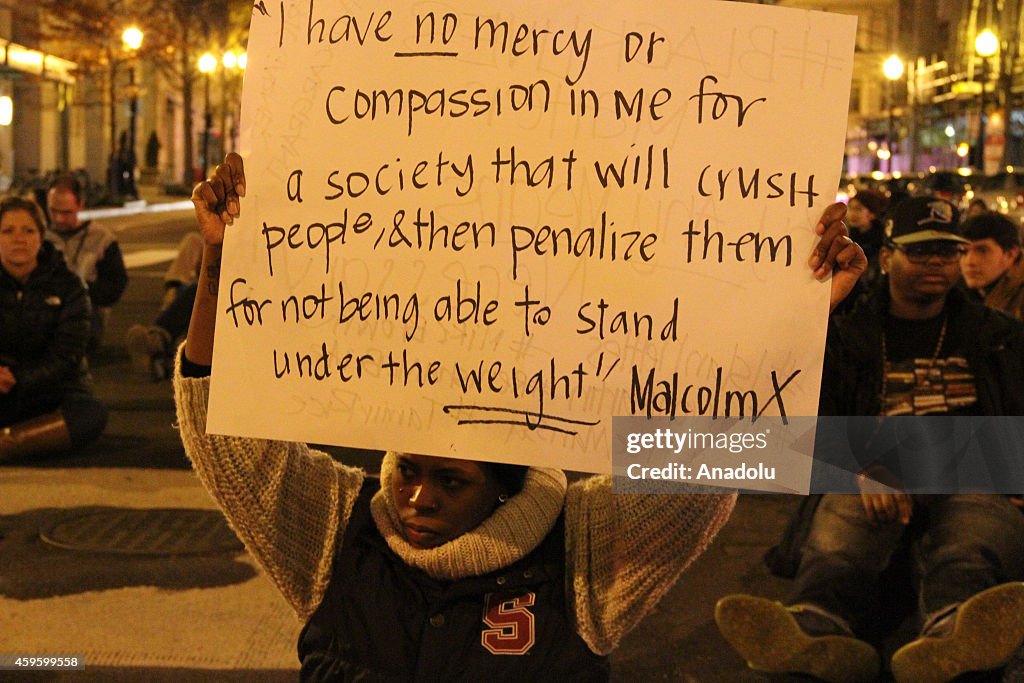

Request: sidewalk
left=0, top=468, right=300, bottom=681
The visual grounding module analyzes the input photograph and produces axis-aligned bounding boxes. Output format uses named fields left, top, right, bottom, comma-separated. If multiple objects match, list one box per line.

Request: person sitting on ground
left=0, top=196, right=107, bottom=462
left=45, top=173, right=129, bottom=353
left=960, top=210, right=1024, bottom=321
left=715, top=197, right=1024, bottom=683
left=173, top=153, right=865, bottom=680
left=126, top=231, right=203, bottom=380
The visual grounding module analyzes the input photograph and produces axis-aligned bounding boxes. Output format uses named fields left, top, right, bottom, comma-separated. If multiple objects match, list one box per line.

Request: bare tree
left=36, top=0, right=132, bottom=198
left=37, top=0, right=248, bottom=189
left=141, top=0, right=227, bottom=186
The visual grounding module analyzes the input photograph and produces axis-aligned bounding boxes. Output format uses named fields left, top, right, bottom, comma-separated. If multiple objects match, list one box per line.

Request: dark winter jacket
left=0, top=241, right=93, bottom=408
left=299, top=482, right=609, bottom=683
left=765, top=283, right=1024, bottom=577
left=820, top=282, right=1024, bottom=417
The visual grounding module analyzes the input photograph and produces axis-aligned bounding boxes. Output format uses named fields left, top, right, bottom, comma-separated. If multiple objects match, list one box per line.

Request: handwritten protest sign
left=207, top=0, right=856, bottom=476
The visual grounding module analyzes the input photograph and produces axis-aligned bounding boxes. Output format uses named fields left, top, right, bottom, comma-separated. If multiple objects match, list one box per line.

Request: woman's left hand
left=809, top=202, right=867, bottom=313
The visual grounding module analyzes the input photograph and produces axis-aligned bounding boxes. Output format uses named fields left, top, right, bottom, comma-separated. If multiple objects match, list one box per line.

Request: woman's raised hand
left=810, top=202, right=867, bottom=313
left=190, top=152, right=246, bottom=247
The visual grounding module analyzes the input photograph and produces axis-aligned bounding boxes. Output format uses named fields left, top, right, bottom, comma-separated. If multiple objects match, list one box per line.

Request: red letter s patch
left=481, top=592, right=536, bottom=655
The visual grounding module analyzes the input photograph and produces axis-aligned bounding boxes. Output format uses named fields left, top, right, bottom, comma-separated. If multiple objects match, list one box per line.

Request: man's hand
left=0, top=366, right=16, bottom=394
left=810, top=202, right=867, bottom=313
left=860, top=492, right=913, bottom=525
left=857, top=465, right=912, bottom=525
left=190, top=152, right=245, bottom=247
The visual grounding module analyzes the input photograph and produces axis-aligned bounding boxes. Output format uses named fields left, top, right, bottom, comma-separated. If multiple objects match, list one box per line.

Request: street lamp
left=975, top=29, right=999, bottom=172
left=220, top=51, right=243, bottom=154
left=121, top=26, right=143, bottom=199
left=883, top=54, right=904, bottom=175
left=198, top=52, right=217, bottom=179
left=235, top=53, right=247, bottom=152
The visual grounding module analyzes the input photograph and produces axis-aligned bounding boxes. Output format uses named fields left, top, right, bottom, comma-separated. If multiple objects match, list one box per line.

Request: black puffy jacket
left=0, top=241, right=93, bottom=409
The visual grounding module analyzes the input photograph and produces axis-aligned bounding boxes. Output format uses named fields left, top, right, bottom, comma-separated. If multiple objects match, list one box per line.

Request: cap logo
left=919, top=200, right=954, bottom=226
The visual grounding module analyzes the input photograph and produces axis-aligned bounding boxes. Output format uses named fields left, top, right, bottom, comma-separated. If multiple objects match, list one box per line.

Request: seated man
left=715, top=197, right=1024, bottom=683
left=960, top=211, right=1024, bottom=320
left=126, top=231, right=202, bottom=380
left=46, top=173, right=128, bottom=352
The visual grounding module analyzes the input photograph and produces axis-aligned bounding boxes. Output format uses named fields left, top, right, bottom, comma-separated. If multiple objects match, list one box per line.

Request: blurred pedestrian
left=117, top=131, right=138, bottom=200
left=0, top=197, right=107, bottom=462
left=831, top=188, right=890, bottom=316
left=965, top=197, right=989, bottom=221
left=847, top=188, right=889, bottom=286
left=46, top=173, right=129, bottom=353
left=716, top=197, right=1024, bottom=683
left=172, top=153, right=865, bottom=681
left=961, top=211, right=1024, bottom=321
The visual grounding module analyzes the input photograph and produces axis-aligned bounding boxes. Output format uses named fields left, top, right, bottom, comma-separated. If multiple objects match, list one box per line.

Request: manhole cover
left=39, top=508, right=244, bottom=556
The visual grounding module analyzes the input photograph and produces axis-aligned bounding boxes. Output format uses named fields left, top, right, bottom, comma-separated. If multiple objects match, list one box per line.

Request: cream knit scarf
left=370, top=453, right=568, bottom=581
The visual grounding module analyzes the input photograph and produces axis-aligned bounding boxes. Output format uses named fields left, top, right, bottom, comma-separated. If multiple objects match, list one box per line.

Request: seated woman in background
left=0, top=196, right=107, bottom=461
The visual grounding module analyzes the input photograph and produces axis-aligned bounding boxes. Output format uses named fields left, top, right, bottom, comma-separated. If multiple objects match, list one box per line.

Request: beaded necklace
left=879, top=314, right=948, bottom=414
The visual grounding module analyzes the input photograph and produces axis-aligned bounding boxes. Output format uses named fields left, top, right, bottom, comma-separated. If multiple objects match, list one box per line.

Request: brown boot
left=0, top=411, right=73, bottom=463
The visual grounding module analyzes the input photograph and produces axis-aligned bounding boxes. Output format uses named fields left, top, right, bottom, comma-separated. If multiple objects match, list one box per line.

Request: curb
left=80, top=200, right=193, bottom=221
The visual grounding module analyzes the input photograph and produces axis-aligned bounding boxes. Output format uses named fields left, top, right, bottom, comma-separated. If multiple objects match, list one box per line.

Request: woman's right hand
left=190, top=152, right=246, bottom=247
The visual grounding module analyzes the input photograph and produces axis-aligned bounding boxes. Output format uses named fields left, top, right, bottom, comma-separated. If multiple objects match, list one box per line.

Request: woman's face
left=392, top=454, right=503, bottom=549
left=0, top=208, right=42, bottom=277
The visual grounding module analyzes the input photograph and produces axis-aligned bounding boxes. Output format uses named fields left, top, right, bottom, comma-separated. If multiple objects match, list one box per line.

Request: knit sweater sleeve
left=173, top=372, right=365, bottom=621
left=564, top=476, right=736, bottom=655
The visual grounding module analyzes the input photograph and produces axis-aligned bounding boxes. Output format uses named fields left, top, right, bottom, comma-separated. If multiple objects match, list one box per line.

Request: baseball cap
left=883, top=196, right=968, bottom=245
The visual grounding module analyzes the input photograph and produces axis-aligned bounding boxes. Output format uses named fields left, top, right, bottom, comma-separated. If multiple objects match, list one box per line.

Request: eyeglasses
left=891, top=242, right=967, bottom=264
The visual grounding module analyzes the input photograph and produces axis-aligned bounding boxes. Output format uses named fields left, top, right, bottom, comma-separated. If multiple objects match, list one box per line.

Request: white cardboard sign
left=207, top=0, right=857, bottom=474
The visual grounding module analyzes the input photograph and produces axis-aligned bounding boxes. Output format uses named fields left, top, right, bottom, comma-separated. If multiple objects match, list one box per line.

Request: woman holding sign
left=174, top=153, right=864, bottom=680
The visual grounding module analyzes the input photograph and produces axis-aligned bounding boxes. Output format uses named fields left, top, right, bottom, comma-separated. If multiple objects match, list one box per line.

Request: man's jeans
left=790, top=494, right=1024, bottom=632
